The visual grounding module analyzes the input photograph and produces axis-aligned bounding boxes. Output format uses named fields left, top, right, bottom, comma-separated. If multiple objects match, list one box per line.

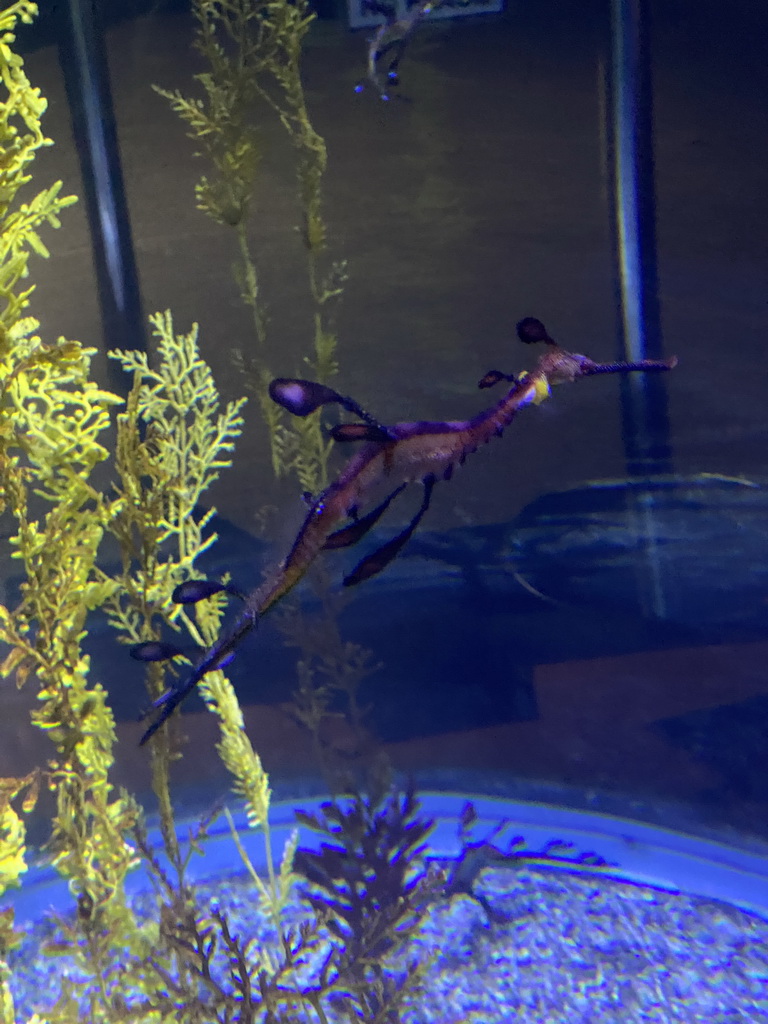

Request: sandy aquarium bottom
left=7, top=795, right=768, bottom=1023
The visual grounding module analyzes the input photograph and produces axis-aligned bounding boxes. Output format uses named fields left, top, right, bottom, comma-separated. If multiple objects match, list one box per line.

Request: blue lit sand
left=9, top=860, right=768, bottom=1022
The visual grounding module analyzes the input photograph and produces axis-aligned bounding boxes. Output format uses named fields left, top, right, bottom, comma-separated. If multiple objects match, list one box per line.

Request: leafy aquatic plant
left=0, top=5, right=136, bottom=1019
left=156, top=0, right=346, bottom=496
left=102, top=308, right=250, bottom=874
left=293, top=772, right=445, bottom=1023
left=108, top=771, right=446, bottom=1023
left=0, top=7, right=292, bottom=1019
left=152, top=7, right=400, bottom=933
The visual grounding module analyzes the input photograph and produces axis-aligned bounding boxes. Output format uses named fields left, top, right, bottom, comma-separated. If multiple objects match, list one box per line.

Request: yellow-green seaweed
left=0, top=7, right=449, bottom=1023
left=0, top=7, right=137, bottom=1020
left=155, top=0, right=347, bottom=495
left=0, top=5, right=287, bottom=1019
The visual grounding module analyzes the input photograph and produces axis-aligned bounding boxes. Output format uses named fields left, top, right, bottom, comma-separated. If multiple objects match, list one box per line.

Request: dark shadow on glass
left=59, top=0, right=146, bottom=392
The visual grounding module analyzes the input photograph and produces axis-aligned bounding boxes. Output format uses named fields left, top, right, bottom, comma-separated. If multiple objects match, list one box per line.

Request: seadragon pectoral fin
left=478, top=369, right=519, bottom=390
left=343, top=476, right=435, bottom=587
left=323, top=484, right=407, bottom=550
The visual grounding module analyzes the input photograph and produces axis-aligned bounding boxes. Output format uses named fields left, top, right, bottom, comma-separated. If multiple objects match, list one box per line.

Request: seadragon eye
left=478, top=369, right=518, bottom=390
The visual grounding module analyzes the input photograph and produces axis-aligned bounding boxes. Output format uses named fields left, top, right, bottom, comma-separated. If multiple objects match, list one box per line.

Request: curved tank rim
left=8, top=792, right=768, bottom=925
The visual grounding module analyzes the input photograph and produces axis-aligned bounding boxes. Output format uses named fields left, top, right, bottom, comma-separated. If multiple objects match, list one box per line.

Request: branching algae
left=155, top=0, right=346, bottom=497
left=0, top=3, right=137, bottom=1019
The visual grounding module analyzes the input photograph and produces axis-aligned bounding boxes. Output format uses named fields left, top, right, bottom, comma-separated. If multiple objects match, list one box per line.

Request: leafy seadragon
left=134, top=317, right=676, bottom=743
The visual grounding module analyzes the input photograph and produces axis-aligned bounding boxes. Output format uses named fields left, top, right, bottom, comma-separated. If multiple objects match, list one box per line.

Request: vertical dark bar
left=603, top=0, right=676, bottom=619
left=608, top=0, right=673, bottom=477
left=59, top=0, right=146, bottom=391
